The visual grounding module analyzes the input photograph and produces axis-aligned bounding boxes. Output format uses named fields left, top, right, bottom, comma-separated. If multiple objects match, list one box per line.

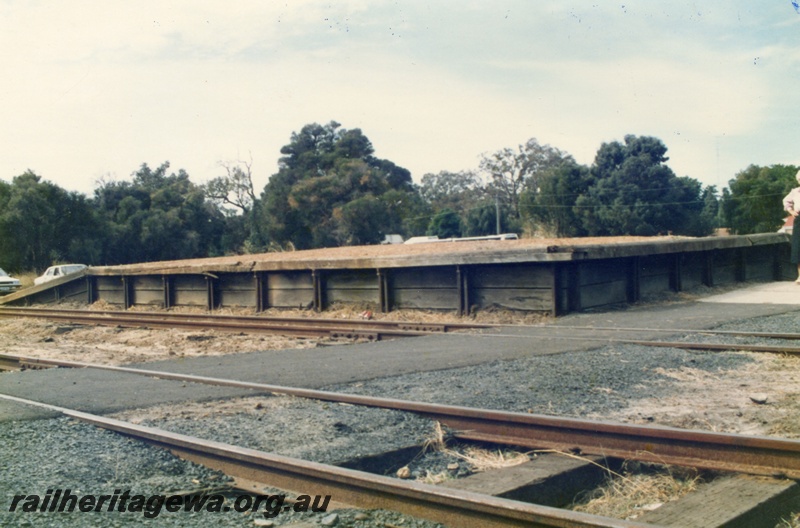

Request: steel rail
left=487, top=323, right=800, bottom=341
left=0, top=307, right=478, bottom=340
left=468, top=332, right=800, bottom=355
left=5, top=306, right=800, bottom=355
left=476, top=331, right=800, bottom=355
left=4, top=353, right=800, bottom=478
left=0, top=306, right=488, bottom=333
left=0, top=393, right=654, bottom=528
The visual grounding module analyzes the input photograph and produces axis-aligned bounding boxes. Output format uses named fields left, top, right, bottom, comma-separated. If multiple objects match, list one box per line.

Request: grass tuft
left=571, top=463, right=704, bottom=521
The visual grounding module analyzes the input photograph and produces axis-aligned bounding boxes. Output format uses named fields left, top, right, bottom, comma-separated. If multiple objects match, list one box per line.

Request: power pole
left=495, top=195, right=501, bottom=235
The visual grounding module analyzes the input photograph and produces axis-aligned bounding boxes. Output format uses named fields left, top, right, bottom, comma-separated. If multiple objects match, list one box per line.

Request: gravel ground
left=331, top=344, right=754, bottom=417
left=0, top=412, right=445, bottom=528
left=111, top=396, right=438, bottom=467
left=3, top=309, right=800, bottom=527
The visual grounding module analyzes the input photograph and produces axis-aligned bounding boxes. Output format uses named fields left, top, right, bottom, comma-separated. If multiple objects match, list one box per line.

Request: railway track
left=3, top=317, right=800, bottom=525
left=0, top=306, right=489, bottom=340
left=3, top=352, right=799, bottom=479
left=3, top=365, right=800, bottom=527
left=2, top=306, right=800, bottom=356
left=2, top=393, right=652, bottom=528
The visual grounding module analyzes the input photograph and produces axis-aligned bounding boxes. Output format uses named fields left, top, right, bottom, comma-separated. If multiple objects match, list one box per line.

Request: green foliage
left=0, top=127, right=747, bottom=274
left=463, top=201, right=519, bottom=236
left=574, top=135, right=715, bottom=237
left=379, top=188, right=431, bottom=238
left=520, top=161, right=592, bottom=237
left=419, top=170, right=514, bottom=237
left=334, top=195, right=388, bottom=245
left=426, top=208, right=462, bottom=239
left=259, top=121, right=415, bottom=249
left=720, top=164, right=797, bottom=234
left=93, top=162, right=225, bottom=264
left=419, top=171, right=483, bottom=212
left=0, top=171, right=98, bottom=272
left=480, top=138, right=573, bottom=219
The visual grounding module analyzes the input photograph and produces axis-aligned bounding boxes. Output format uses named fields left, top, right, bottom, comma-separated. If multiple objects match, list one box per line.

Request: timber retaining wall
left=2, top=234, right=792, bottom=316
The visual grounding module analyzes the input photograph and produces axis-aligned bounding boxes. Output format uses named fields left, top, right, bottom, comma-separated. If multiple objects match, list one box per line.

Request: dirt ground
left=594, top=353, right=800, bottom=439
left=0, top=315, right=324, bottom=365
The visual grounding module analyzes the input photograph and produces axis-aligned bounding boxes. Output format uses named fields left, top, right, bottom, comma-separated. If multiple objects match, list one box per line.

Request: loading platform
left=1, top=233, right=791, bottom=316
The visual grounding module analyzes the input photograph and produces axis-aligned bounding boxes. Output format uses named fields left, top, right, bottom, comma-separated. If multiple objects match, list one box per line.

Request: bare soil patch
left=0, top=300, right=550, bottom=366
left=0, top=317, right=321, bottom=365
left=591, top=352, right=800, bottom=439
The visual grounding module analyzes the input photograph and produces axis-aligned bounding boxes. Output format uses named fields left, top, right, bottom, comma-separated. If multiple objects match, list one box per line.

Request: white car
left=34, top=264, right=88, bottom=286
left=0, top=268, right=22, bottom=295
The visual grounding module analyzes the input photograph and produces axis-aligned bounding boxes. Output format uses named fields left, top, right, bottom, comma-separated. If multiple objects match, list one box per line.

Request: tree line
left=0, top=120, right=793, bottom=273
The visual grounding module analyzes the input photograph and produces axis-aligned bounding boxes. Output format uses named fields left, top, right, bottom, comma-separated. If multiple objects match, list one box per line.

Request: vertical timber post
left=703, top=251, right=715, bottom=287
left=456, top=265, right=464, bottom=316
left=205, top=274, right=218, bottom=312
left=312, top=270, right=324, bottom=312
left=627, top=257, right=641, bottom=303
left=735, top=248, right=747, bottom=282
left=255, top=272, right=266, bottom=313
left=551, top=264, right=561, bottom=317
left=377, top=269, right=390, bottom=313
left=567, top=262, right=582, bottom=313
left=462, top=266, right=470, bottom=316
left=163, top=276, right=172, bottom=309
left=455, top=265, right=470, bottom=316
left=122, top=276, right=131, bottom=309
left=86, top=276, right=95, bottom=305
left=669, top=253, right=683, bottom=292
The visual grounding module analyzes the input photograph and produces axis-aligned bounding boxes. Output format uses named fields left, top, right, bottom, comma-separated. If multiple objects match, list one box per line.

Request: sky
left=1, top=1, right=799, bottom=197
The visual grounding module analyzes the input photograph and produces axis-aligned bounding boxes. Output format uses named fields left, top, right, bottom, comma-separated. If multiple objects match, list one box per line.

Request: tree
left=720, top=164, right=797, bottom=234
left=426, top=208, right=462, bottom=239
left=259, top=121, right=416, bottom=249
left=419, top=171, right=483, bottom=212
left=0, top=171, right=99, bottom=271
left=520, top=160, right=592, bottom=237
left=378, top=188, right=431, bottom=238
left=575, top=135, right=714, bottom=237
left=334, top=195, right=389, bottom=245
left=204, top=158, right=257, bottom=215
left=203, top=157, right=265, bottom=254
left=480, top=138, right=572, bottom=220
left=93, top=162, right=225, bottom=263
left=464, top=201, right=516, bottom=236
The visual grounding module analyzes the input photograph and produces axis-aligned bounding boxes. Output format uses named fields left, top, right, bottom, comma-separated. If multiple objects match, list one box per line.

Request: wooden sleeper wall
left=15, top=238, right=794, bottom=315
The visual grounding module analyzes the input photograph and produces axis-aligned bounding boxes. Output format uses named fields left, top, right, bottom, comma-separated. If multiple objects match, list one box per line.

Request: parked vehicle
left=0, top=268, right=22, bottom=295
left=34, top=264, right=88, bottom=285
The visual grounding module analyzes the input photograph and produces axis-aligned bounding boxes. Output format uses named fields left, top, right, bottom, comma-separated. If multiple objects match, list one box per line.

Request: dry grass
left=417, top=470, right=455, bottom=485
left=421, top=421, right=447, bottom=453
left=571, top=464, right=704, bottom=521
left=416, top=422, right=530, bottom=484
left=446, top=446, right=530, bottom=472
left=14, top=271, right=38, bottom=288
left=420, top=422, right=529, bottom=472
left=777, top=513, right=800, bottom=528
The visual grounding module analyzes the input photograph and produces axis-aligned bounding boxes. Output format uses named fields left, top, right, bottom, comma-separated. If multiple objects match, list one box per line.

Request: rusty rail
left=1, top=393, right=654, bottom=528
left=511, top=324, right=800, bottom=341
left=0, top=307, right=487, bottom=340
left=4, top=353, right=800, bottom=478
